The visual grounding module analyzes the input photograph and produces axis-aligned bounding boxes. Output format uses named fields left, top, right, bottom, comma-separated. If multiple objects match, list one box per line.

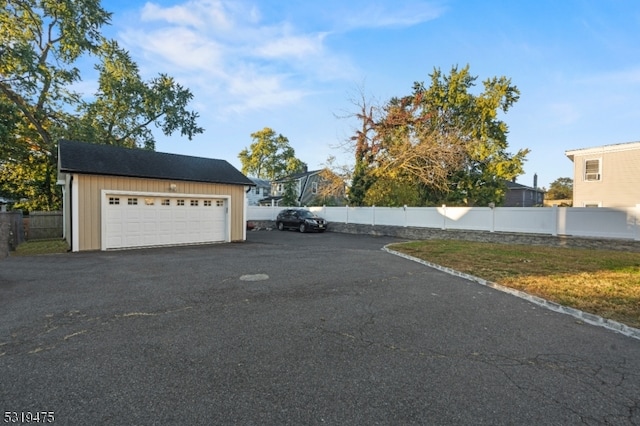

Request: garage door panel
left=142, top=233, right=158, bottom=246
left=142, top=222, right=157, bottom=235
left=106, top=208, right=122, bottom=221
left=142, top=210, right=157, bottom=221
left=173, top=210, right=188, bottom=220
left=200, top=222, right=215, bottom=233
left=158, top=210, right=172, bottom=220
left=124, top=233, right=141, bottom=246
left=186, top=208, right=200, bottom=221
left=104, top=195, right=227, bottom=249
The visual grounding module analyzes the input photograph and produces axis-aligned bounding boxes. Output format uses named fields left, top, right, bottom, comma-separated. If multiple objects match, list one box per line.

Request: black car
left=276, top=208, right=327, bottom=233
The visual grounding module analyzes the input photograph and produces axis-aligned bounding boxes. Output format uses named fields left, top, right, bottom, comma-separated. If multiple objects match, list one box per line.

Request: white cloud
left=141, top=0, right=232, bottom=30
left=255, top=33, right=326, bottom=59
left=227, top=86, right=307, bottom=115
left=122, top=27, right=225, bottom=72
left=119, top=0, right=358, bottom=115
left=339, top=1, right=445, bottom=29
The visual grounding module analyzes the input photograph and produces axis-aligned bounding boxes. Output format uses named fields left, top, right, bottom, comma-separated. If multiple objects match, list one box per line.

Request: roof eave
left=59, top=169, right=253, bottom=186
left=565, top=140, right=640, bottom=159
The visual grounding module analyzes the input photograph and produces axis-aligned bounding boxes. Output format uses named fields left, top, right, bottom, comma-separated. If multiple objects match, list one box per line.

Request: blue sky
left=95, top=0, right=640, bottom=189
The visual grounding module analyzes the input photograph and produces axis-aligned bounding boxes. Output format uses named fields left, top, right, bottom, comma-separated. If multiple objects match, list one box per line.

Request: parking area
left=2, top=230, right=640, bottom=425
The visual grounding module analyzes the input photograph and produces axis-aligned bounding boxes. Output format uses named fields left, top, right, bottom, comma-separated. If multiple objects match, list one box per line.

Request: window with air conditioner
left=584, top=159, right=601, bottom=181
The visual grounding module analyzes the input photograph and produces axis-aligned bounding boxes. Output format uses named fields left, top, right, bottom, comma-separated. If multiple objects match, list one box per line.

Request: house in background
left=0, top=197, right=14, bottom=212
left=264, top=169, right=322, bottom=206
left=58, top=140, right=254, bottom=251
left=246, top=177, right=271, bottom=206
left=565, top=141, right=640, bottom=207
left=260, top=169, right=345, bottom=207
left=503, top=175, right=545, bottom=207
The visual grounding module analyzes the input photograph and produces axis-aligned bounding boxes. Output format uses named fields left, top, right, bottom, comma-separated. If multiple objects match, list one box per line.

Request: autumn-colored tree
left=372, top=94, right=468, bottom=205
left=348, top=66, right=529, bottom=206
left=347, top=93, right=379, bottom=206
left=311, top=158, right=348, bottom=206
left=546, top=177, right=573, bottom=200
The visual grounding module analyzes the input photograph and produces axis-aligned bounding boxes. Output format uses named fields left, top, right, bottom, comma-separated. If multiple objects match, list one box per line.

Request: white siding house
left=565, top=141, right=640, bottom=207
left=246, top=178, right=271, bottom=206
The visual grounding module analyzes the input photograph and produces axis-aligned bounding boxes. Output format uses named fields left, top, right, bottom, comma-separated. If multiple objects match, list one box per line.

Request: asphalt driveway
left=1, top=230, right=639, bottom=425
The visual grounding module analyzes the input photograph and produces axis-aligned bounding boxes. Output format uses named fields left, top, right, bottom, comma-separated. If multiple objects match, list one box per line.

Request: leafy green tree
left=0, top=0, right=203, bottom=210
left=238, top=127, right=306, bottom=180
left=0, top=98, right=22, bottom=157
left=363, top=173, right=422, bottom=207
left=546, top=177, right=573, bottom=200
left=0, top=0, right=111, bottom=210
left=68, top=40, right=203, bottom=150
left=356, top=65, right=528, bottom=206
left=0, top=98, right=27, bottom=188
left=0, top=153, right=55, bottom=211
left=280, top=181, right=298, bottom=206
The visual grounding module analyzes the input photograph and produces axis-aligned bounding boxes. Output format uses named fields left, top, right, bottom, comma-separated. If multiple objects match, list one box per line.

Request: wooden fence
left=24, top=211, right=63, bottom=240
left=0, top=211, right=25, bottom=258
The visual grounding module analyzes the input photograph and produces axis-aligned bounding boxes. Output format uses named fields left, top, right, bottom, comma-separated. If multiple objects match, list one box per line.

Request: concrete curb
left=383, top=245, right=640, bottom=341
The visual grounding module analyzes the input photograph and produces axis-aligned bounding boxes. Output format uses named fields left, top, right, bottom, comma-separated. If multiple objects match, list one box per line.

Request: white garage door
left=104, top=194, right=227, bottom=249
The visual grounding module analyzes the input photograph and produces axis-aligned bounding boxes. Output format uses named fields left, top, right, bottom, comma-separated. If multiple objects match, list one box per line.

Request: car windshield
left=298, top=210, right=318, bottom=219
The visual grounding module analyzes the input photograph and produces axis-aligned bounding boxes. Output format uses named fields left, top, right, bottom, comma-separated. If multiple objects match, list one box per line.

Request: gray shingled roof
left=58, top=140, right=254, bottom=186
left=504, top=180, right=542, bottom=192
left=273, top=169, right=321, bottom=183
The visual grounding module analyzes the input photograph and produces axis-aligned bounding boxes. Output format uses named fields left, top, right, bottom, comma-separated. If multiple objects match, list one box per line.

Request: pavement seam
left=383, top=245, right=640, bottom=341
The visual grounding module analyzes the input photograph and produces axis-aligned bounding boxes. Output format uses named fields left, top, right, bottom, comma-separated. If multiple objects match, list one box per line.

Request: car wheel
left=299, top=223, right=306, bottom=233
left=277, top=222, right=284, bottom=231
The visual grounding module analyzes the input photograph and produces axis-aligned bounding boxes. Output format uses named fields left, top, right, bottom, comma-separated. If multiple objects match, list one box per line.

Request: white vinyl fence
left=247, top=205, right=640, bottom=241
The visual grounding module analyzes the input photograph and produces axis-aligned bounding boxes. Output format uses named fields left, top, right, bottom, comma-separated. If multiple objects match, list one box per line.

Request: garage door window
left=161, top=199, right=170, bottom=206
left=216, top=200, right=224, bottom=207
left=190, top=200, right=199, bottom=206
left=204, top=200, right=212, bottom=207
left=109, top=197, right=120, bottom=205
left=145, top=198, right=154, bottom=206
left=128, top=198, right=138, bottom=205
left=177, top=199, right=185, bottom=206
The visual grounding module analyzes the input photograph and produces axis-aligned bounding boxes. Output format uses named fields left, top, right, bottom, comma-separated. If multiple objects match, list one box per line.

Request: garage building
left=58, top=140, right=254, bottom=251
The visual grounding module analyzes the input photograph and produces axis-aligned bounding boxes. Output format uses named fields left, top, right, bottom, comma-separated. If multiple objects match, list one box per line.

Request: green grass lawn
left=389, top=240, right=640, bottom=329
left=12, top=239, right=69, bottom=256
